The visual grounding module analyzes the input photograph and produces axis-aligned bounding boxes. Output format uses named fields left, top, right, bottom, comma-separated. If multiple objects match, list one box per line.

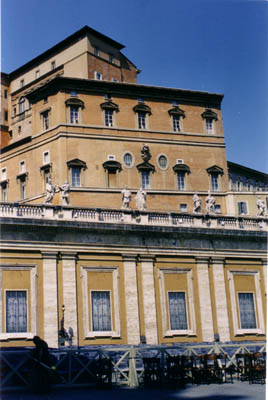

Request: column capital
left=122, top=254, right=138, bottom=263
left=195, top=256, right=210, bottom=264
left=42, top=251, right=58, bottom=259
left=210, top=257, right=225, bottom=265
left=139, top=255, right=156, bottom=263
left=60, top=252, right=77, bottom=260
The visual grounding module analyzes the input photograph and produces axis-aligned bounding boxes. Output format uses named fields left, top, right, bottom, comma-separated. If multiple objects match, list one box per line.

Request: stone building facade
left=0, top=26, right=267, bottom=348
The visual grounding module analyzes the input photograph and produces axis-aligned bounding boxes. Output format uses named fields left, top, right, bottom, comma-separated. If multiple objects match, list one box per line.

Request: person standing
left=32, top=336, right=51, bottom=394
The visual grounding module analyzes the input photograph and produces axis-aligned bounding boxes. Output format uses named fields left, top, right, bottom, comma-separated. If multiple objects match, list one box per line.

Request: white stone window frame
left=19, top=160, right=26, bottom=173
left=0, top=265, right=38, bottom=341
left=157, top=154, right=169, bottom=171
left=122, top=151, right=135, bottom=168
left=237, top=200, right=248, bottom=215
left=137, top=111, right=148, bottom=130
left=43, top=150, right=50, bottom=165
left=227, top=270, right=265, bottom=336
left=1, top=167, right=7, bottom=181
left=158, top=268, right=196, bottom=337
left=81, top=266, right=121, bottom=339
left=94, top=71, right=103, bottom=81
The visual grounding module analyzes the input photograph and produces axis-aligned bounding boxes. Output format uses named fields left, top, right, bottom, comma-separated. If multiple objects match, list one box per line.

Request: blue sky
left=1, top=0, right=267, bottom=172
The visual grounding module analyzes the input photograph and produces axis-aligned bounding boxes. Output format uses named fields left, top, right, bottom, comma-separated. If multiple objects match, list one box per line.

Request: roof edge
left=9, top=26, right=125, bottom=79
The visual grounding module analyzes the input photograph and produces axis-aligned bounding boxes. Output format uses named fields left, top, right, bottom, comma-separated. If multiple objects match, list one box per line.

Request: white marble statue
left=44, top=178, right=55, bottom=204
left=135, top=187, right=147, bottom=211
left=205, top=190, right=216, bottom=214
left=256, top=196, right=265, bottom=216
left=60, top=181, right=70, bottom=205
left=193, top=192, right=201, bottom=213
left=121, top=185, right=131, bottom=209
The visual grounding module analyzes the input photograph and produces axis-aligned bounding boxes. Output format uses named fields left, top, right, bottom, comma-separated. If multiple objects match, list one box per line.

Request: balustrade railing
left=0, top=202, right=267, bottom=231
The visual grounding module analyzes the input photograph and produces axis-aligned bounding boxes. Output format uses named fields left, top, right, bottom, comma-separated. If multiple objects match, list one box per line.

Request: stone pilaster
left=42, top=252, right=58, bottom=347
left=122, top=255, right=140, bottom=344
left=61, top=252, right=78, bottom=346
left=211, top=257, right=230, bottom=342
left=140, top=255, right=158, bottom=344
left=261, top=258, right=267, bottom=296
left=196, top=257, right=214, bottom=342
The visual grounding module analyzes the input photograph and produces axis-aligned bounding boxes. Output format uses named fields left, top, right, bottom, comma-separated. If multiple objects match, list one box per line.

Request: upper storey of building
left=8, top=25, right=140, bottom=91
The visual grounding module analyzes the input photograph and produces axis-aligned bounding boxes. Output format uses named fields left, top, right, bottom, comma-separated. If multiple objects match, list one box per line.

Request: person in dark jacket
left=32, top=336, right=51, bottom=394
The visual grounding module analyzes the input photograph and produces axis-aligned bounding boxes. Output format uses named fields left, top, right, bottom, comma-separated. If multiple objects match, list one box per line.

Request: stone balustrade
left=0, top=202, right=267, bottom=231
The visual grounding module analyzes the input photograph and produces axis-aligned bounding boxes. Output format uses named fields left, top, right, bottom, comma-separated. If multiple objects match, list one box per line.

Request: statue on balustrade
left=121, top=185, right=131, bottom=209
left=193, top=192, right=201, bottom=213
left=256, top=196, right=265, bottom=216
left=44, top=178, right=55, bottom=204
left=59, top=181, right=70, bottom=205
left=135, top=187, right=147, bottom=211
left=205, top=190, right=216, bottom=214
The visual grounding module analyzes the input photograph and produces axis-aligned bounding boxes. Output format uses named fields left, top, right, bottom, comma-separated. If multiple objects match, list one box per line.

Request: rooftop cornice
left=26, top=76, right=224, bottom=107
left=8, top=26, right=125, bottom=80
left=227, top=161, right=268, bottom=179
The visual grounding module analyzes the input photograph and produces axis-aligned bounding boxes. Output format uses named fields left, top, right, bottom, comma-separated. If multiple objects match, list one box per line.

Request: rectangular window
left=43, top=151, right=50, bottom=164
left=2, top=185, right=7, bottom=202
left=70, top=106, right=79, bottom=124
left=108, top=170, right=117, bottom=188
left=94, top=71, right=103, bottom=80
left=42, top=111, right=49, bottom=130
left=206, top=118, right=213, bottom=134
left=168, top=292, right=188, bottom=330
left=20, top=178, right=26, bottom=200
left=173, top=115, right=180, bottom=132
left=20, top=161, right=26, bottom=173
left=141, top=171, right=150, bottom=189
left=35, top=70, right=40, bottom=79
left=180, top=204, right=187, bottom=212
left=211, top=174, right=219, bottom=191
left=13, top=107, right=17, bottom=117
left=51, top=61, right=56, bottom=70
left=4, top=89, right=8, bottom=99
left=94, top=47, right=99, bottom=56
left=238, top=201, right=248, bottom=215
left=215, top=205, right=221, bottom=213
left=138, top=112, right=146, bottom=129
left=6, top=291, right=27, bottom=333
left=91, top=291, right=112, bottom=331
left=177, top=172, right=185, bottom=190
left=20, top=79, right=24, bottom=88
left=44, top=169, right=50, bottom=186
left=1, top=168, right=7, bottom=181
left=72, top=167, right=81, bottom=187
left=105, top=110, right=113, bottom=127
left=19, top=97, right=25, bottom=114
left=238, top=293, right=257, bottom=329
left=109, top=54, right=114, bottom=63
left=4, top=111, right=8, bottom=121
